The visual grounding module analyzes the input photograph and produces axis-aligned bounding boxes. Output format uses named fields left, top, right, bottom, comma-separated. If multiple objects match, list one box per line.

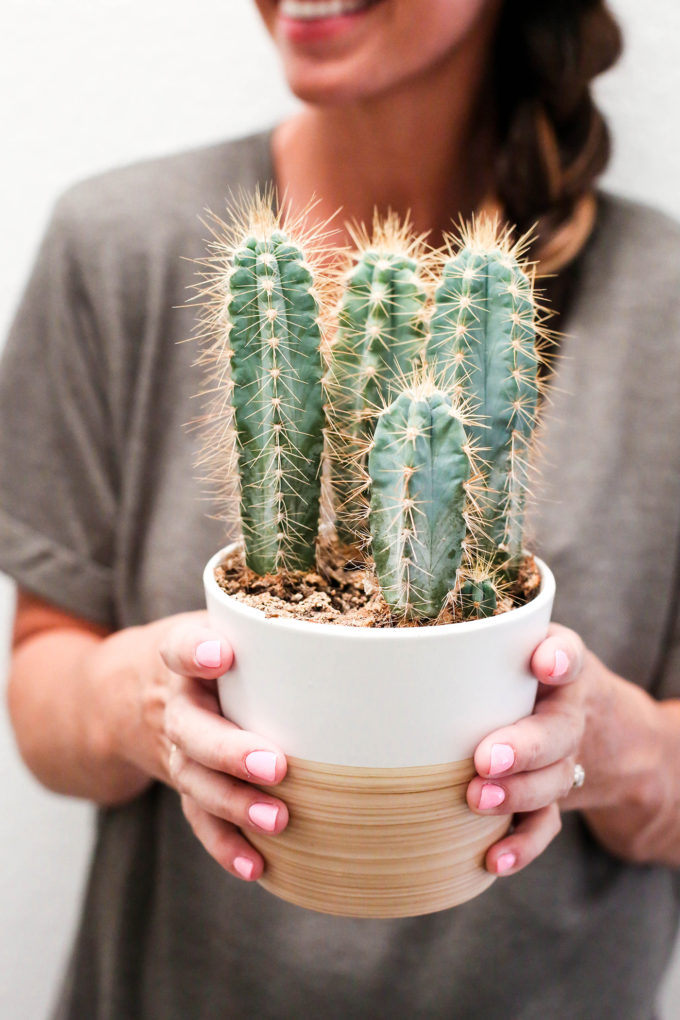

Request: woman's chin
left=280, top=56, right=386, bottom=105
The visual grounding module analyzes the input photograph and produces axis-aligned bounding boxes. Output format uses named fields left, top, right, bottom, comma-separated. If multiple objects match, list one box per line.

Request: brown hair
left=493, top=0, right=623, bottom=279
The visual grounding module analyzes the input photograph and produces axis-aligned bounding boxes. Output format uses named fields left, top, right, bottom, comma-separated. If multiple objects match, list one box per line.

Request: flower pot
left=204, top=545, right=555, bottom=918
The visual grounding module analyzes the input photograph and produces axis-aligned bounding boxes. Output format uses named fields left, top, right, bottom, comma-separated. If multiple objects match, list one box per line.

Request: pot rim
left=204, top=543, right=555, bottom=642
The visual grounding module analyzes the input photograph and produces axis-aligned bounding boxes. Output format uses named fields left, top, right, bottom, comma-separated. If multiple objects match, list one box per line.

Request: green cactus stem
left=460, top=579, right=497, bottom=620
left=326, top=214, right=429, bottom=548
left=368, top=381, right=472, bottom=620
left=426, top=216, right=540, bottom=569
left=225, top=209, right=325, bottom=575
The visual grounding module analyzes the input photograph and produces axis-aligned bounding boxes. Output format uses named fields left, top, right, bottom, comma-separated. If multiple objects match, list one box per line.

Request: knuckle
left=219, top=784, right=242, bottom=824
left=170, top=750, right=189, bottom=792
left=562, top=700, right=585, bottom=736
left=524, top=733, right=543, bottom=769
left=163, top=700, right=183, bottom=744
left=180, top=794, right=199, bottom=832
left=213, top=732, right=239, bottom=774
left=626, top=769, right=665, bottom=837
left=157, top=636, right=171, bottom=666
left=158, top=623, right=183, bottom=666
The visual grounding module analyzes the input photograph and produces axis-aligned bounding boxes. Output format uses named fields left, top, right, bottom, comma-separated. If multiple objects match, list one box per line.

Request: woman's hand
left=93, top=609, right=289, bottom=882
left=468, top=622, right=680, bottom=874
left=155, top=613, right=289, bottom=882
left=467, top=622, right=586, bottom=875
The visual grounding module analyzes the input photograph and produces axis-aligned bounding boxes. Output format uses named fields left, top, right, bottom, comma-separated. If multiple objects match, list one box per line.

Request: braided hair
left=493, top=0, right=622, bottom=283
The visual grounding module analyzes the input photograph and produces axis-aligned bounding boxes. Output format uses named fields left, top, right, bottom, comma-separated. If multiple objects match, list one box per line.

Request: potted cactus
left=198, top=194, right=555, bottom=918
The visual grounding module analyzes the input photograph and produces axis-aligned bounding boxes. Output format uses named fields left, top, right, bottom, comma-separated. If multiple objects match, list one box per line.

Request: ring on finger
left=571, top=762, right=585, bottom=789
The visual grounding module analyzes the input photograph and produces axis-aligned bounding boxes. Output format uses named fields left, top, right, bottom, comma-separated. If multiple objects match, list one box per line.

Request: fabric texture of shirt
left=1, top=131, right=680, bottom=1020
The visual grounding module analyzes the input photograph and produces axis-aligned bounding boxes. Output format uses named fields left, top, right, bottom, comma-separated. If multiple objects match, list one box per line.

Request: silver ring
left=572, top=763, right=586, bottom=789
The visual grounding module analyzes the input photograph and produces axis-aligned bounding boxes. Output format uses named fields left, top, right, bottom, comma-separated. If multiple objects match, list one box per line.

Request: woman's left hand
left=467, top=621, right=680, bottom=874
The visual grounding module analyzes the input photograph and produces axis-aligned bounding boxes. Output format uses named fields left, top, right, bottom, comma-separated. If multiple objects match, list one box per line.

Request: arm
left=7, top=590, right=289, bottom=880
left=467, top=624, right=680, bottom=873
left=8, top=590, right=154, bottom=803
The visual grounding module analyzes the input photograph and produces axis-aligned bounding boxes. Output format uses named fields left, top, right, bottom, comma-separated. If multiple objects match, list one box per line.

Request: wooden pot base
left=250, top=756, right=509, bottom=918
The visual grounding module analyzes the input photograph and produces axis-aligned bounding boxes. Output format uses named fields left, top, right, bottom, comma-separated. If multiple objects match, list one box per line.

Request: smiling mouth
left=279, top=0, right=382, bottom=21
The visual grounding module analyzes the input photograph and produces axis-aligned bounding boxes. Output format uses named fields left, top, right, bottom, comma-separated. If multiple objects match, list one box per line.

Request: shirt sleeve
left=0, top=194, right=118, bottom=627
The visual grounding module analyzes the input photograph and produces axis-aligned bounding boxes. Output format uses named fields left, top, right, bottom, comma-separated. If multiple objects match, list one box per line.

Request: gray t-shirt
left=2, top=132, right=680, bottom=1020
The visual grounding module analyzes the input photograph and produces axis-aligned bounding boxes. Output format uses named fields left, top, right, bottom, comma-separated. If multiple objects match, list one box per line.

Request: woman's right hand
left=142, top=612, right=289, bottom=882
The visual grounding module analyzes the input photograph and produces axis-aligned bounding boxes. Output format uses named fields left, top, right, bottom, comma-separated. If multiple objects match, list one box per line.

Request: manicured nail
left=496, top=852, right=516, bottom=875
left=489, top=743, right=515, bottom=776
left=195, top=640, right=221, bottom=669
left=233, top=856, right=255, bottom=880
left=248, top=803, right=280, bottom=832
left=479, top=783, right=506, bottom=810
left=549, top=649, right=569, bottom=678
left=245, top=750, right=278, bottom=783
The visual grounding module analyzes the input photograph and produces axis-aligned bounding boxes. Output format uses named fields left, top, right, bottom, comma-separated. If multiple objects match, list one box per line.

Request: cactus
left=459, top=578, right=497, bottom=619
left=326, top=214, right=429, bottom=548
left=197, top=193, right=327, bottom=575
left=368, top=380, right=474, bottom=620
left=457, top=556, right=508, bottom=620
left=198, top=198, right=547, bottom=624
left=426, top=216, right=542, bottom=570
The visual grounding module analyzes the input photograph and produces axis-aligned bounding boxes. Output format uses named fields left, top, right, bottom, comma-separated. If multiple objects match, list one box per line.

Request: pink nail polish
left=233, top=856, right=255, bottom=880
left=550, top=649, right=569, bottom=678
left=195, top=640, right=221, bottom=669
left=496, top=852, right=516, bottom=875
left=248, top=803, right=280, bottom=832
left=479, top=783, right=506, bottom=810
left=245, top=750, right=278, bottom=783
left=489, top=743, right=515, bottom=776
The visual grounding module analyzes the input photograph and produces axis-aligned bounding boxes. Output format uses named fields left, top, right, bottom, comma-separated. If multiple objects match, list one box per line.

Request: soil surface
left=214, top=545, right=541, bottom=628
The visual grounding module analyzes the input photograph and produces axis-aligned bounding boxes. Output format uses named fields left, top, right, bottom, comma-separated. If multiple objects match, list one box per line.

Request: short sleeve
left=0, top=195, right=118, bottom=626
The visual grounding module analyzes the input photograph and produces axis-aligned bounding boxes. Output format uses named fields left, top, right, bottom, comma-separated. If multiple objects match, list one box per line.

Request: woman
left=3, top=1, right=680, bottom=1016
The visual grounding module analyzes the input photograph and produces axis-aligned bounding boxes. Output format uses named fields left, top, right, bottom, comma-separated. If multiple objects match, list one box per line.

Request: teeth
left=280, top=0, right=371, bottom=20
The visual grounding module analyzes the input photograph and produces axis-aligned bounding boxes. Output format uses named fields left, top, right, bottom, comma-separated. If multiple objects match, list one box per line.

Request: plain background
left=1, top=2, right=679, bottom=1017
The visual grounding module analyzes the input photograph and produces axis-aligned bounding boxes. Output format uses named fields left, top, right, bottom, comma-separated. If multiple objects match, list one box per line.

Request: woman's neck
left=272, top=31, right=497, bottom=247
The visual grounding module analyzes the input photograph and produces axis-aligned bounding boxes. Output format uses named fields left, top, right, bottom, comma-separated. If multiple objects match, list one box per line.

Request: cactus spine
left=368, top=381, right=473, bottom=619
left=218, top=198, right=326, bottom=574
left=326, top=215, right=429, bottom=547
left=426, top=217, right=540, bottom=571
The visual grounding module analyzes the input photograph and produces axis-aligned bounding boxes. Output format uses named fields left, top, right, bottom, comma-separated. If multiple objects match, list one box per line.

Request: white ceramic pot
left=204, top=545, right=555, bottom=918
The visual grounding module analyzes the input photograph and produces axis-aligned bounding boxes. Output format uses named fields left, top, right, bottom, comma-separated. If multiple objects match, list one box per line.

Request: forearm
left=574, top=657, right=680, bottom=866
left=7, top=624, right=157, bottom=805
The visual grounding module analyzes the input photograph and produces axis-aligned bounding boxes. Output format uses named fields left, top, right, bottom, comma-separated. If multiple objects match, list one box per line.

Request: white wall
left=1, top=2, right=679, bottom=1017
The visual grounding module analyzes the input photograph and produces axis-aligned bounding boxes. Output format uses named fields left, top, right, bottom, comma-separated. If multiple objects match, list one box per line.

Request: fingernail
left=195, top=640, right=221, bottom=669
left=248, top=803, right=280, bottom=832
left=496, top=852, right=516, bottom=875
left=479, top=783, right=506, bottom=810
left=489, top=743, right=515, bottom=776
left=549, top=649, right=569, bottom=678
left=245, top=750, right=278, bottom=783
left=233, top=856, right=255, bottom=880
